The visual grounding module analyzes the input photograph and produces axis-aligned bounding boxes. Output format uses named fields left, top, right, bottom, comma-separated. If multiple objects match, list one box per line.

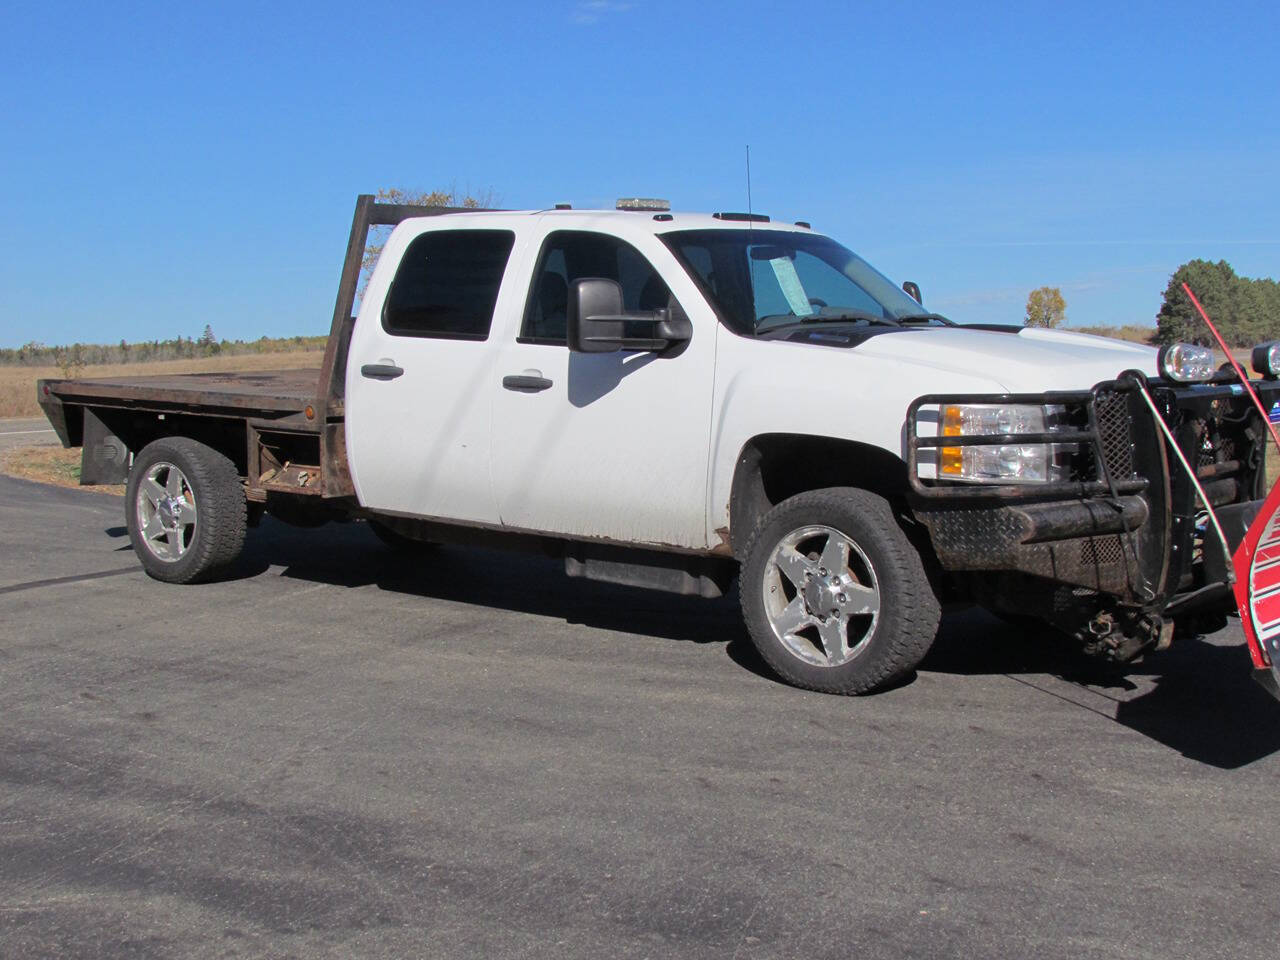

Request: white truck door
left=491, top=226, right=715, bottom=549
left=344, top=224, right=521, bottom=522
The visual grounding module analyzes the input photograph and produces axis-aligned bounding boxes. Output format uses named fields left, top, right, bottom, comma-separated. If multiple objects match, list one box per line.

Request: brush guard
left=906, top=374, right=1280, bottom=689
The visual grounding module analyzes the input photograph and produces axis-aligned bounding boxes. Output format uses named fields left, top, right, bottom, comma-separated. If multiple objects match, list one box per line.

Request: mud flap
left=79, top=408, right=130, bottom=485
left=1232, top=479, right=1280, bottom=702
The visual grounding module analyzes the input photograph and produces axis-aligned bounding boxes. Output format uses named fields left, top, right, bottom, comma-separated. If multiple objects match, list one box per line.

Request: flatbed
left=43, top=368, right=322, bottom=416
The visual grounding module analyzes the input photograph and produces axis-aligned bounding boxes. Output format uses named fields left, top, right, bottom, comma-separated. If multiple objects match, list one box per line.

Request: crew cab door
left=490, top=224, right=715, bottom=549
left=345, top=224, right=521, bottom=522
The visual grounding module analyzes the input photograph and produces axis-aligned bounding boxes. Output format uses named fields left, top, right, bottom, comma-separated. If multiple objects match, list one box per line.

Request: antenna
left=746, top=145, right=758, bottom=327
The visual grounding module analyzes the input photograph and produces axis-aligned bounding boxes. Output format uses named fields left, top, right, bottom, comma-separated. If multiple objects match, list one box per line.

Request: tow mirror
left=567, top=278, right=692, bottom=354
left=902, top=280, right=923, bottom=304
left=567, top=278, right=624, bottom=353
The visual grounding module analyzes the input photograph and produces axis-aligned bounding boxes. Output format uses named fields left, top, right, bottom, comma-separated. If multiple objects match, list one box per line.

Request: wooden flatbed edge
left=40, top=369, right=324, bottom=415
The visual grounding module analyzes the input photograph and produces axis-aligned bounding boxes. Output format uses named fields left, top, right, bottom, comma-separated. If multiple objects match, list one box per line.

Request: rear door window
left=383, top=230, right=516, bottom=340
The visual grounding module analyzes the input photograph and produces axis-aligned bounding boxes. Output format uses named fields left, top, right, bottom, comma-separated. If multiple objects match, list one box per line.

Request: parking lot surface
left=1, top=473, right=1278, bottom=959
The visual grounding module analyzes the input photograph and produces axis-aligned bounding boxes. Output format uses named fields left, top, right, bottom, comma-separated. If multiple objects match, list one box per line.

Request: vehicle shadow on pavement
left=225, top=519, right=1280, bottom=767
left=1107, top=641, right=1280, bottom=769
left=232, top=517, right=748, bottom=649
left=923, top=608, right=1280, bottom=769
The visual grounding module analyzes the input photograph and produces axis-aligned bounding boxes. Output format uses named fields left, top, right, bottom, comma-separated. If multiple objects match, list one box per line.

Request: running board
left=564, top=544, right=734, bottom=598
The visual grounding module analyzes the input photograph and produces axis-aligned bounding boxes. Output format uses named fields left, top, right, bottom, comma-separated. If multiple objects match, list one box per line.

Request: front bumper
left=906, top=375, right=1280, bottom=640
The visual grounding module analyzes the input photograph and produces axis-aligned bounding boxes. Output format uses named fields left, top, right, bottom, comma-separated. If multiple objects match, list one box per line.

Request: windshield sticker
left=768, top=257, right=813, bottom=317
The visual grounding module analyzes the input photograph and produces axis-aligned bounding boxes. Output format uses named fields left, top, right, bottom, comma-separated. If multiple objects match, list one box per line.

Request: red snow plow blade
left=1179, top=281, right=1280, bottom=701
left=1233, top=478, right=1280, bottom=702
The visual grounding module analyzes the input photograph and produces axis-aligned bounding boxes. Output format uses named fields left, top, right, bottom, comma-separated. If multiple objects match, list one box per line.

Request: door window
left=520, top=231, right=672, bottom=344
left=382, top=230, right=515, bottom=340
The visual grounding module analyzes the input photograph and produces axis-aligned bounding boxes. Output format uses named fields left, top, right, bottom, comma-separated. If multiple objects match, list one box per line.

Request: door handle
left=502, top=374, right=553, bottom=393
left=361, top=363, right=404, bottom=380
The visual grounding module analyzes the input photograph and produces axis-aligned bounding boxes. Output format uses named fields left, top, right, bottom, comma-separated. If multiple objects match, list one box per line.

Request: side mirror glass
left=902, top=280, right=922, bottom=304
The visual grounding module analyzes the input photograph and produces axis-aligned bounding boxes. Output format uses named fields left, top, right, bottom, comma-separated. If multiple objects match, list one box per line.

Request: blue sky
left=1, top=0, right=1276, bottom=347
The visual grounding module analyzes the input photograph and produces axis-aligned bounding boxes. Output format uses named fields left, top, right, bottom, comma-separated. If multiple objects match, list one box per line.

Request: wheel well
left=727, top=434, right=913, bottom=558
left=86, top=407, right=249, bottom=476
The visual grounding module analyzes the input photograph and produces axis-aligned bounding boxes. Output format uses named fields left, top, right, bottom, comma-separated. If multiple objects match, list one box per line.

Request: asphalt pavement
left=1, top=473, right=1278, bottom=959
left=0, top=417, right=58, bottom=453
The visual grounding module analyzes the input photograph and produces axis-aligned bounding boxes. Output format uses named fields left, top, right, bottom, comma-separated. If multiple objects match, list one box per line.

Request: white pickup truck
left=38, top=195, right=1280, bottom=695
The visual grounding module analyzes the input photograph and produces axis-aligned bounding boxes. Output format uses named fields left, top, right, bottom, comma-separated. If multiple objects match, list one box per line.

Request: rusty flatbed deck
left=43, top=368, right=324, bottom=416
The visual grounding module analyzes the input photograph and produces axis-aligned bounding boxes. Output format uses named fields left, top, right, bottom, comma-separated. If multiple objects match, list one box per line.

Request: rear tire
left=125, top=437, right=246, bottom=583
left=740, top=488, right=940, bottom=695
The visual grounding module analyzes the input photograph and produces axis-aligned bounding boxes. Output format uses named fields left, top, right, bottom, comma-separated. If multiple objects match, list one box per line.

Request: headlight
left=938, top=403, right=1071, bottom=483
left=1252, top=341, right=1280, bottom=380
left=1158, top=342, right=1214, bottom=383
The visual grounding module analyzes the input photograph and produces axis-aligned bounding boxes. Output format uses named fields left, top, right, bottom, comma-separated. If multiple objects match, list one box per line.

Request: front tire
left=740, top=488, right=940, bottom=695
left=125, top=437, right=247, bottom=583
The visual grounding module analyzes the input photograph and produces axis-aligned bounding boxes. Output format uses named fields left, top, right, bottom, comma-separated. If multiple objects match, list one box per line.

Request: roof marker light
left=616, top=198, right=670, bottom=211
left=713, top=211, right=770, bottom=223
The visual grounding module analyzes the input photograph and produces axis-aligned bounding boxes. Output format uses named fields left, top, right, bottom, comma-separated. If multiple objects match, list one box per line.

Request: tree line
left=1, top=330, right=329, bottom=374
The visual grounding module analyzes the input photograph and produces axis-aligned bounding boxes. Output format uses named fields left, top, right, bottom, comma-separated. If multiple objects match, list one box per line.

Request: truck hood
left=851, top=326, right=1157, bottom=392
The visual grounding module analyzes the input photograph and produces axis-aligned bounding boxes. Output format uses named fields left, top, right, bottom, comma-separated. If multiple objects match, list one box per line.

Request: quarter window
left=383, top=230, right=515, bottom=340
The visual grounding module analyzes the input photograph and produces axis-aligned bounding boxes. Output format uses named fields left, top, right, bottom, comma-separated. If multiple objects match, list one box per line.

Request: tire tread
left=739, top=487, right=941, bottom=695
left=126, top=437, right=246, bottom=584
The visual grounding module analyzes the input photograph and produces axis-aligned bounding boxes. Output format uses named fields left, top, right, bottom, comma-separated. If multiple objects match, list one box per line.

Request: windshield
left=660, top=229, right=935, bottom=337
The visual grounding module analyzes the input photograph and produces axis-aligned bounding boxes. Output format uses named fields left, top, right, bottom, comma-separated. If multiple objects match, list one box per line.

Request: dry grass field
left=1072, top=324, right=1155, bottom=344
left=1, top=445, right=125, bottom=495
left=0, top=350, right=324, bottom=419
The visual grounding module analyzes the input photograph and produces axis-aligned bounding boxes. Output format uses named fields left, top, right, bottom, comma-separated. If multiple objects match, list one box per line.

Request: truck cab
left=345, top=209, right=719, bottom=550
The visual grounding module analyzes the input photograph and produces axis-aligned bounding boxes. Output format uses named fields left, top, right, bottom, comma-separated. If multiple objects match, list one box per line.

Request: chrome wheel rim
left=762, top=524, right=880, bottom=667
left=135, top=461, right=197, bottom=562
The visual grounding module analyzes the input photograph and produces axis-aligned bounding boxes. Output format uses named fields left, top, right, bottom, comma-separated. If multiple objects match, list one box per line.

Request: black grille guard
left=905, top=375, right=1279, bottom=502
